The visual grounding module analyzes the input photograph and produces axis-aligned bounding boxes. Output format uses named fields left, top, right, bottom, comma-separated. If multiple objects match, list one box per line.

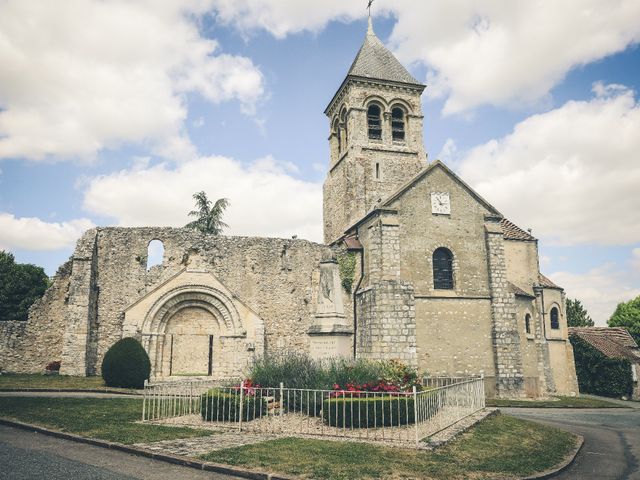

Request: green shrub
left=101, top=337, right=150, bottom=389
left=570, top=334, right=633, bottom=398
left=201, top=389, right=265, bottom=422
left=281, top=389, right=325, bottom=417
left=248, top=352, right=387, bottom=390
left=322, top=394, right=438, bottom=428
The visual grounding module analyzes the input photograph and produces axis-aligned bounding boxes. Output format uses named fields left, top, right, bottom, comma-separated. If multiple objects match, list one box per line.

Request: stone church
left=0, top=19, right=578, bottom=398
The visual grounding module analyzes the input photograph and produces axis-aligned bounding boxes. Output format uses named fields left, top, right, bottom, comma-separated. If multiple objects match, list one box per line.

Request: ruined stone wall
left=83, top=228, right=344, bottom=375
left=0, top=260, right=72, bottom=373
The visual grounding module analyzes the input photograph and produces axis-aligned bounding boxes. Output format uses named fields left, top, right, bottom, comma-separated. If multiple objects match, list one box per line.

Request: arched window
left=367, top=104, right=382, bottom=140
left=340, top=107, right=348, bottom=148
left=333, top=118, right=341, bottom=153
left=550, top=307, right=560, bottom=330
left=146, top=239, right=164, bottom=270
left=525, top=314, right=532, bottom=334
left=391, top=107, right=405, bottom=141
left=433, top=247, right=454, bottom=290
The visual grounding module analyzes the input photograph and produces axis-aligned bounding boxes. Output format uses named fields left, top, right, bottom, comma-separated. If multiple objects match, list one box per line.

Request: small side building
left=569, top=327, right=640, bottom=400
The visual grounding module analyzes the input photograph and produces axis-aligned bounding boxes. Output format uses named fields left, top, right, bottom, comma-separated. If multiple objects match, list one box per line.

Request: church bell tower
left=323, top=18, right=427, bottom=244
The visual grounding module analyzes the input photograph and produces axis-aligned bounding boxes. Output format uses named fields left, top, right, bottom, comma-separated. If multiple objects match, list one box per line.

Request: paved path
left=0, top=424, right=237, bottom=480
left=504, top=407, right=640, bottom=479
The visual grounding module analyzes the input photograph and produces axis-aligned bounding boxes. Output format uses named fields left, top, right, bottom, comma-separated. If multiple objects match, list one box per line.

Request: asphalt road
left=504, top=407, right=640, bottom=480
left=0, top=424, right=237, bottom=480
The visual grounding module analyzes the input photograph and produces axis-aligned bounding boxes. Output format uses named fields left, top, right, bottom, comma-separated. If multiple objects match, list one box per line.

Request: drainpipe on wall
left=352, top=227, right=365, bottom=359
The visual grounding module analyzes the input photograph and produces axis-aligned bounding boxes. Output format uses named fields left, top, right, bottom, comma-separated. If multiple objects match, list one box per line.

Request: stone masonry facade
left=0, top=19, right=579, bottom=397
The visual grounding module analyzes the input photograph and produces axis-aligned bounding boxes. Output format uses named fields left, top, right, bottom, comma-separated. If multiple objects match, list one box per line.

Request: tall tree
left=566, top=298, right=594, bottom=327
left=184, top=191, right=230, bottom=235
left=0, top=251, right=49, bottom=321
left=608, top=295, right=640, bottom=344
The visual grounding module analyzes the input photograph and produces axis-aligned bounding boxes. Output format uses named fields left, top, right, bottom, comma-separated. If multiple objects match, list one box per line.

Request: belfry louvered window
left=367, top=104, right=382, bottom=140
left=433, top=247, right=454, bottom=290
left=391, top=107, right=405, bottom=141
left=550, top=307, right=560, bottom=330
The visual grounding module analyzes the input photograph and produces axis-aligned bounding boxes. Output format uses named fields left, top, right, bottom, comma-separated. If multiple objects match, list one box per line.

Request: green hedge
left=281, top=389, right=324, bottom=417
left=200, top=389, right=265, bottom=422
left=322, top=395, right=438, bottom=428
left=570, top=334, right=633, bottom=398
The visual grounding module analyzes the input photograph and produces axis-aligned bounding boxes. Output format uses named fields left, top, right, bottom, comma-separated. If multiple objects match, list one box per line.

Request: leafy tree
left=608, top=295, right=640, bottom=344
left=184, top=191, right=230, bottom=235
left=566, top=298, right=594, bottom=327
left=0, top=251, right=49, bottom=321
left=102, top=337, right=151, bottom=389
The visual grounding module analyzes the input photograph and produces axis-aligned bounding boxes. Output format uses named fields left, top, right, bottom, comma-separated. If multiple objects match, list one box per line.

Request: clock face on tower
left=431, top=192, right=451, bottom=215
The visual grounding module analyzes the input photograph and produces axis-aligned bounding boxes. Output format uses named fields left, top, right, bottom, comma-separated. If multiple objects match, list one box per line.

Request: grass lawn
left=487, top=395, right=625, bottom=408
left=0, top=373, right=137, bottom=392
left=201, top=413, right=577, bottom=480
left=0, top=397, right=211, bottom=444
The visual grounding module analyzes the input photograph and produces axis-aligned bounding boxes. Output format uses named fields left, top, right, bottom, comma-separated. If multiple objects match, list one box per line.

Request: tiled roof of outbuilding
left=347, top=18, right=423, bottom=86
left=569, top=327, right=640, bottom=363
left=501, top=218, right=536, bottom=241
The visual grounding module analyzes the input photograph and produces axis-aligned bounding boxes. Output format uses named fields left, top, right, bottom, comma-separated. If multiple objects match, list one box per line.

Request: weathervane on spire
left=367, top=0, right=374, bottom=17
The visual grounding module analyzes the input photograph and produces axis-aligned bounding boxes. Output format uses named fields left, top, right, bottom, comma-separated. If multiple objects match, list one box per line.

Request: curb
left=522, top=435, right=584, bottom=479
left=0, top=418, right=295, bottom=480
left=0, top=388, right=141, bottom=395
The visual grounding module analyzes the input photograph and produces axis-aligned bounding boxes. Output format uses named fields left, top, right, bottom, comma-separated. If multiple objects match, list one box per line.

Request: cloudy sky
left=1, top=0, right=639, bottom=324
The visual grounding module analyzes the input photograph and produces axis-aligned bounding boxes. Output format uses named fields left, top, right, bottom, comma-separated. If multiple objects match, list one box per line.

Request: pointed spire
left=367, top=15, right=375, bottom=36
left=345, top=18, right=423, bottom=87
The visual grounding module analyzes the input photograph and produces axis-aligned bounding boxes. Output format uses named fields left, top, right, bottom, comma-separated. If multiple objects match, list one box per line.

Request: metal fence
left=142, top=377, right=485, bottom=448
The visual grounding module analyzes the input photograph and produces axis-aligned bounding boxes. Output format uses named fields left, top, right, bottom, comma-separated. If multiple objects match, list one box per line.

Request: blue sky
left=1, top=1, right=639, bottom=323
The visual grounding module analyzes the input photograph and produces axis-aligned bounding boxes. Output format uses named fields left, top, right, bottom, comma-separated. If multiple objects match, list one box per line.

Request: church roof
left=538, top=273, right=562, bottom=290
left=501, top=219, right=537, bottom=241
left=569, top=327, right=640, bottom=363
left=347, top=18, right=423, bottom=86
left=325, top=18, right=423, bottom=114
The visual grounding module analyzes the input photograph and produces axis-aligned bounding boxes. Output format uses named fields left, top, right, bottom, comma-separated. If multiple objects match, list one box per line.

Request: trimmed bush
left=282, top=389, right=324, bottom=417
left=201, top=389, right=265, bottom=422
left=570, top=334, right=633, bottom=398
left=101, top=337, right=151, bottom=389
left=322, top=395, right=436, bottom=428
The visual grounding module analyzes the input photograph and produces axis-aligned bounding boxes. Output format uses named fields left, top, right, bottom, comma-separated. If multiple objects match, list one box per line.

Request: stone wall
left=4, top=228, right=353, bottom=377
left=0, top=260, right=72, bottom=373
left=323, top=80, right=426, bottom=243
left=485, top=221, right=526, bottom=397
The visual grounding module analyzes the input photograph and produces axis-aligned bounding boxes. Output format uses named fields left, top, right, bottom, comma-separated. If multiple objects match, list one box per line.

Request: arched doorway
left=162, top=306, right=218, bottom=376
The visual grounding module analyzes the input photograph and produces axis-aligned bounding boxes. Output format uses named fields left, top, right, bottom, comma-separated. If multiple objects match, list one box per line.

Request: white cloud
left=632, top=248, right=640, bottom=272
left=455, top=83, right=640, bottom=246
left=550, top=263, right=640, bottom=325
left=0, top=0, right=264, bottom=161
left=209, top=1, right=640, bottom=115
left=0, top=213, right=94, bottom=251
left=82, top=155, right=322, bottom=241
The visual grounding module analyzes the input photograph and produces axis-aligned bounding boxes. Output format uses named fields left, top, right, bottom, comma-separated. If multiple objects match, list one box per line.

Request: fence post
left=142, top=379, right=148, bottom=421
left=413, top=386, right=419, bottom=448
left=238, top=384, right=244, bottom=432
left=280, top=382, right=284, bottom=418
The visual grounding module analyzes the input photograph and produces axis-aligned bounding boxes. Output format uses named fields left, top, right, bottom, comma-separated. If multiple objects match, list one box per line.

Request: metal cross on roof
left=367, top=0, right=374, bottom=17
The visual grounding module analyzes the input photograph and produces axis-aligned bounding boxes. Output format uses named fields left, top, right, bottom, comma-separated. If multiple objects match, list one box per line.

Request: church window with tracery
left=433, top=247, right=454, bottom=290
left=550, top=307, right=560, bottom=330
left=391, top=107, right=405, bottom=141
left=367, top=104, right=382, bottom=140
